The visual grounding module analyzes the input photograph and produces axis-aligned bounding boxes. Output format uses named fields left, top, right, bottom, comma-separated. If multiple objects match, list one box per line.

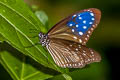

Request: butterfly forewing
left=39, top=8, right=101, bottom=68
left=46, top=38, right=101, bottom=68
left=48, top=8, right=101, bottom=45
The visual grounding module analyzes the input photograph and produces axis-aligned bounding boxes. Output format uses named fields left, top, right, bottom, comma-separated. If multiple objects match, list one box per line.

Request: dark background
left=0, top=0, right=120, bottom=80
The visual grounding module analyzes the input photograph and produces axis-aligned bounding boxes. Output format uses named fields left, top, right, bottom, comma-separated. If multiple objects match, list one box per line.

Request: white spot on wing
left=73, top=14, right=76, bottom=17
left=88, top=31, right=91, bottom=34
left=91, top=28, right=94, bottom=30
left=79, top=17, right=82, bottom=19
left=89, top=22, right=93, bottom=24
left=72, top=29, right=74, bottom=32
left=70, top=44, right=72, bottom=47
left=73, top=36, right=77, bottom=39
left=93, top=25, right=95, bottom=28
left=76, top=48, right=78, bottom=51
left=76, top=24, right=79, bottom=27
left=79, top=31, right=83, bottom=35
left=85, top=38, right=87, bottom=40
left=92, top=18, right=95, bottom=20
left=90, top=13, right=94, bottom=16
left=87, top=35, right=89, bottom=37
left=79, top=39, right=82, bottom=43
left=83, top=20, right=86, bottom=24
left=87, top=10, right=90, bottom=11
left=69, top=24, right=73, bottom=26
left=75, top=64, right=77, bottom=66
left=83, top=26, right=87, bottom=29
left=83, top=53, right=86, bottom=55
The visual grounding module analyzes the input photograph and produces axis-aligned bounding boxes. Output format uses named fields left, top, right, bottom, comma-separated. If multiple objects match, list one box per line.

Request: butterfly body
left=39, top=8, right=101, bottom=68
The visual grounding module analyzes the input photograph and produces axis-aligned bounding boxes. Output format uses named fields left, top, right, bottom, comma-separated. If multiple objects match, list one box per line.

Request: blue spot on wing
left=67, top=11, right=95, bottom=35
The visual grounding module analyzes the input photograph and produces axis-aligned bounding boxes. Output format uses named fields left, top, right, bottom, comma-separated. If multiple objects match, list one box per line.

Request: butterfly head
left=39, top=32, right=49, bottom=46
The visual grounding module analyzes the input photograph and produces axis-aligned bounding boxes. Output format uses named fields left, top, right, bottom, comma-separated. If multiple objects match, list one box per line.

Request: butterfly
left=39, top=8, right=101, bottom=68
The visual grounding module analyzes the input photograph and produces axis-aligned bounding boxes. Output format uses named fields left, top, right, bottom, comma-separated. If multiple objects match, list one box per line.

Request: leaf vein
left=0, top=1, right=39, bottom=30
left=24, top=71, right=40, bottom=80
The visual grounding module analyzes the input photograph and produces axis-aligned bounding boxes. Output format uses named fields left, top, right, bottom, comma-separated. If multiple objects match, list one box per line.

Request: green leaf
left=0, top=42, right=53, bottom=80
left=0, top=0, right=68, bottom=74
left=0, top=0, right=107, bottom=80
left=62, top=74, right=72, bottom=80
left=48, top=73, right=72, bottom=80
left=35, top=11, right=49, bottom=29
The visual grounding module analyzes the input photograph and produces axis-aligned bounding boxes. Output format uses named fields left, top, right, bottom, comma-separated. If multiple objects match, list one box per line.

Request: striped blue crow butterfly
left=39, top=8, right=101, bottom=68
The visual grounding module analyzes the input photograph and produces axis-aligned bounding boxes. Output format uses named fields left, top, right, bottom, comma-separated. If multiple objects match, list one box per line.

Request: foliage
left=0, top=0, right=70, bottom=79
left=0, top=0, right=107, bottom=80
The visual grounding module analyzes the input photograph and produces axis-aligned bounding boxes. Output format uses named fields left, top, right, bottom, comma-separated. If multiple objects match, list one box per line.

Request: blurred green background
left=0, top=0, right=120, bottom=80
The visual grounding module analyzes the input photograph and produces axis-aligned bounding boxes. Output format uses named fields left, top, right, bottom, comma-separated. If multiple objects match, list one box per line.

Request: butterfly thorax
left=39, top=32, right=49, bottom=47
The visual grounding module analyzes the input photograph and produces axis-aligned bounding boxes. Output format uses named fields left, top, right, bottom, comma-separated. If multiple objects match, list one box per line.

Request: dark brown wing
left=47, top=8, right=101, bottom=45
left=46, top=38, right=101, bottom=68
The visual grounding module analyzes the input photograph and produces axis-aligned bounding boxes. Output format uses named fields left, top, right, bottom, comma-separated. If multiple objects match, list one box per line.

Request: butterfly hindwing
left=48, top=8, right=101, bottom=45
left=46, top=38, right=101, bottom=68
